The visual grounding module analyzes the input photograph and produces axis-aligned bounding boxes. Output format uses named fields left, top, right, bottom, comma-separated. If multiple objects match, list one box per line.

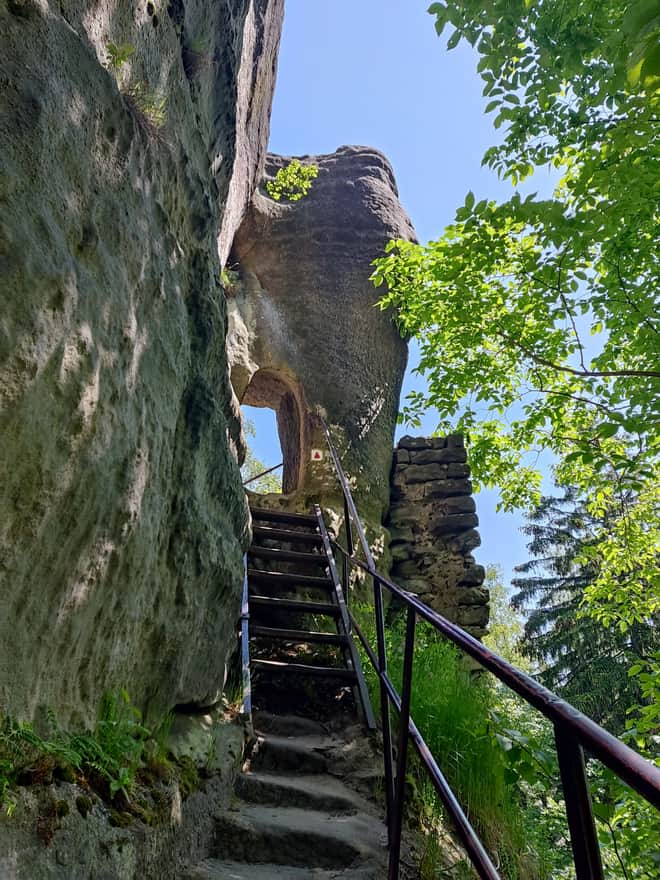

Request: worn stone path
left=183, top=713, right=386, bottom=879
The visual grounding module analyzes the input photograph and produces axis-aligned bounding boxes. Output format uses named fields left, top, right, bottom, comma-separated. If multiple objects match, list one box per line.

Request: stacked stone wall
left=388, top=435, right=489, bottom=636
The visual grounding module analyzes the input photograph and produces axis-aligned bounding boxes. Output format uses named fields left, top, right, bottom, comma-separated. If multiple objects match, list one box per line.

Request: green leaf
left=447, top=29, right=461, bottom=50
left=597, top=423, right=619, bottom=439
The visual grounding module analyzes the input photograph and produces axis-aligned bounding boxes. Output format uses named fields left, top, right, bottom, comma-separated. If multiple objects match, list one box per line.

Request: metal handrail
left=242, top=462, right=283, bottom=487
left=239, top=555, right=251, bottom=719
left=318, top=417, right=660, bottom=880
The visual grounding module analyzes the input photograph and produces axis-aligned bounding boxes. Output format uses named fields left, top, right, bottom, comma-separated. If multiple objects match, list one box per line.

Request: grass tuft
left=353, top=605, right=550, bottom=879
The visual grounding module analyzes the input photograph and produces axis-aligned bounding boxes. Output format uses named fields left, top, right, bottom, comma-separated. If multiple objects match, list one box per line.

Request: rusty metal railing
left=319, top=418, right=660, bottom=880
left=242, top=462, right=283, bottom=487
left=239, top=555, right=251, bottom=720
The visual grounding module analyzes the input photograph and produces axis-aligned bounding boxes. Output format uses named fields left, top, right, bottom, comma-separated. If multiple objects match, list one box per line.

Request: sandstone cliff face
left=0, top=0, right=283, bottom=726
left=229, top=146, right=413, bottom=524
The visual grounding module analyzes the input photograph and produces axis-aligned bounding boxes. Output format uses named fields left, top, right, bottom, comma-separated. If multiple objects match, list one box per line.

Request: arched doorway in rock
left=241, top=405, right=283, bottom=493
left=240, top=369, right=307, bottom=496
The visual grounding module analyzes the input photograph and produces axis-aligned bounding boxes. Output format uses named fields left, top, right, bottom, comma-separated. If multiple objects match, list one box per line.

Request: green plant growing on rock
left=0, top=691, right=168, bottom=813
left=220, top=266, right=240, bottom=296
left=122, top=83, right=168, bottom=142
left=105, top=41, right=135, bottom=72
left=104, top=41, right=167, bottom=143
left=266, top=159, right=318, bottom=202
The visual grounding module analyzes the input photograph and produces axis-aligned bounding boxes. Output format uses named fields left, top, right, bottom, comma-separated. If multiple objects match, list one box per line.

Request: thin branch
left=557, top=289, right=587, bottom=371
left=535, top=385, right=624, bottom=419
left=497, top=330, right=660, bottom=379
left=603, top=818, right=630, bottom=880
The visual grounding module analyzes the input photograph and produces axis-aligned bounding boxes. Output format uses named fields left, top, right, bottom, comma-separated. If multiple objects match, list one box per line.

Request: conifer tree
left=511, top=492, right=657, bottom=735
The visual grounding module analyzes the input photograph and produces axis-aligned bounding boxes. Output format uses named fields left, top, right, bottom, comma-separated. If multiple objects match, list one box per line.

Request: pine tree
left=511, top=492, right=657, bottom=735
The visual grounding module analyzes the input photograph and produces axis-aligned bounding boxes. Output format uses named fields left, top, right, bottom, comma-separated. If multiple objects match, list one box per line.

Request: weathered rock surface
left=228, top=146, right=413, bottom=526
left=0, top=713, right=244, bottom=880
left=388, top=436, right=488, bottom=636
left=0, top=0, right=283, bottom=726
left=184, top=712, right=387, bottom=879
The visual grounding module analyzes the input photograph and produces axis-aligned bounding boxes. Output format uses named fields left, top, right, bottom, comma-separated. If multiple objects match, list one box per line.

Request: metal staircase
left=244, top=504, right=375, bottom=729
left=237, top=418, right=660, bottom=880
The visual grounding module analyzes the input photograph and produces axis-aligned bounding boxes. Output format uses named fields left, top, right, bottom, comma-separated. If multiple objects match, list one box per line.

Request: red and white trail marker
left=311, top=449, right=324, bottom=461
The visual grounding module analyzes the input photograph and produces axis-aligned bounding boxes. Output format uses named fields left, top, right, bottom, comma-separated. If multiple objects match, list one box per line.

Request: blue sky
left=245, top=0, right=557, bottom=586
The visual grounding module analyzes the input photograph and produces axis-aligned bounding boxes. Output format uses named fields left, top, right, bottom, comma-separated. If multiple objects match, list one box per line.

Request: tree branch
left=497, top=330, right=660, bottom=379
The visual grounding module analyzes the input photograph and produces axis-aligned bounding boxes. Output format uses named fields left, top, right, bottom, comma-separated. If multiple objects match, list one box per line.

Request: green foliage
left=353, top=605, right=548, bottom=878
left=512, top=491, right=658, bottom=734
left=266, top=160, right=319, bottom=202
left=220, top=267, right=240, bottom=296
left=0, top=691, right=171, bottom=815
left=590, top=762, right=660, bottom=880
left=104, top=41, right=167, bottom=141
left=355, top=581, right=659, bottom=878
left=373, top=0, right=660, bottom=636
left=122, top=83, right=168, bottom=139
left=105, top=42, right=135, bottom=72
left=241, top=418, right=282, bottom=493
left=482, top=564, right=527, bottom=667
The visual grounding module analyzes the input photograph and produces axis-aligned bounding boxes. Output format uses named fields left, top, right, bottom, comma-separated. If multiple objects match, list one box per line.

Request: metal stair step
left=250, top=507, right=318, bottom=527
left=249, top=596, right=341, bottom=617
left=252, top=659, right=357, bottom=682
left=250, top=625, right=348, bottom=646
left=252, top=525, right=323, bottom=546
left=248, top=546, right=327, bottom=566
left=247, top=569, right=332, bottom=589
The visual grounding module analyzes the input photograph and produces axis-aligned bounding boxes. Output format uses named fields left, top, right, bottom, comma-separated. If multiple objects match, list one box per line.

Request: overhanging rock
left=228, top=146, right=414, bottom=527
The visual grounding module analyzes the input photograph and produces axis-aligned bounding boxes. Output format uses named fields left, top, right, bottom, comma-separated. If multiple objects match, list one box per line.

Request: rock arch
left=240, top=368, right=309, bottom=495
left=227, top=145, right=414, bottom=523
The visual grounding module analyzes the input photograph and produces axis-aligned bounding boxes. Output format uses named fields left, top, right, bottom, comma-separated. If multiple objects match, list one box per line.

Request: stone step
left=183, top=860, right=382, bottom=879
left=253, top=712, right=327, bottom=737
left=249, top=734, right=329, bottom=774
left=236, top=771, right=361, bottom=813
left=214, top=803, right=384, bottom=869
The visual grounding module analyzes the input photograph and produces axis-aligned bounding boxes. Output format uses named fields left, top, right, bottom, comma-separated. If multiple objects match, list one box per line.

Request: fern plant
left=0, top=691, right=159, bottom=810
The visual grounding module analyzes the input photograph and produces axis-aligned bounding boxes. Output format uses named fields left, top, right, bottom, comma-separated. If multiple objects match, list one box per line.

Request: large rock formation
left=0, top=0, right=283, bottom=726
left=228, top=146, right=413, bottom=526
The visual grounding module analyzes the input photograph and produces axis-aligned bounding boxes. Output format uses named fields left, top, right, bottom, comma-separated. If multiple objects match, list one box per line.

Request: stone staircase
left=182, top=506, right=385, bottom=878
left=183, top=712, right=386, bottom=878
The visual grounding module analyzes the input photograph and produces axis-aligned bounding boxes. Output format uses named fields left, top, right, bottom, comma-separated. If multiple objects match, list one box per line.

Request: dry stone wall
left=389, top=435, right=488, bottom=636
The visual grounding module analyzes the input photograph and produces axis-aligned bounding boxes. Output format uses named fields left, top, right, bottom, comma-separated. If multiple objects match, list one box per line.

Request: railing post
left=388, top=607, right=416, bottom=880
left=343, top=496, right=354, bottom=617
left=240, top=555, right=252, bottom=722
left=373, top=573, right=395, bottom=842
left=554, top=726, right=605, bottom=880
